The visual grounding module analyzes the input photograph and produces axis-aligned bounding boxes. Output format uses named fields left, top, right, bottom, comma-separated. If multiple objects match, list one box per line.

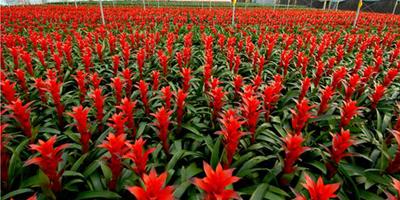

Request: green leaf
left=75, top=191, right=121, bottom=200
left=2, top=188, right=34, bottom=200
left=249, top=183, right=268, bottom=200
left=210, top=136, right=221, bottom=168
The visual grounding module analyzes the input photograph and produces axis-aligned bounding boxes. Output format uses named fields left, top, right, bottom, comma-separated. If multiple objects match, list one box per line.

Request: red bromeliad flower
left=280, top=50, right=294, bottom=77
left=96, top=43, right=103, bottom=62
left=90, top=72, right=102, bottom=90
left=370, top=84, right=386, bottom=109
left=46, top=78, right=64, bottom=124
left=217, top=109, right=245, bottom=167
left=193, top=162, right=240, bottom=200
left=291, top=99, right=314, bottom=135
left=15, top=69, right=29, bottom=94
left=181, top=67, right=192, bottom=92
left=209, top=86, right=226, bottom=121
left=386, top=178, right=400, bottom=200
left=90, top=89, right=104, bottom=120
left=137, top=49, right=145, bottom=79
left=112, top=55, right=120, bottom=76
left=176, top=89, right=188, bottom=127
left=331, top=67, right=347, bottom=90
left=137, top=80, right=150, bottom=115
left=151, top=107, right=173, bottom=153
left=67, top=106, right=90, bottom=153
left=74, top=70, right=87, bottom=104
left=158, top=50, right=169, bottom=76
left=295, top=174, right=340, bottom=200
left=151, top=70, right=160, bottom=91
left=117, top=98, right=137, bottom=136
left=124, top=138, right=155, bottom=176
left=283, top=133, right=309, bottom=174
left=21, top=51, right=34, bottom=76
left=5, top=98, right=32, bottom=138
left=383, top=68, right=398, bottom=87
left=318, top=86, right=334, bottom=115
left=1, top=79, right=17, bottom=103
left=241, top=94, right=261, bottom=143
left=203, top=64, right=212, bottom=91
left=108, top=113, right=127, bottom=136
left=233, top=75, right=243, bottom=99
left=330, top=129, right=354, bottom=164
left=99, top=133, right=130, bottom=190
left=34, top=78, right=47, bottom=103
left=25, top=136, right=69, bottom=192
left=37, top=50, right=47, bottom=69
left=127, top=169, right=174, bottom=200
left=299, top=77, right=311, bottom=102
left=313, top=61, right=325, bottom=87
left=263, top=75, right=283, bottom=121
left=122, top=68, right=133, bottom=97
left=340, top=100, right=360, bottom=128
left=111, top=77, right=124, bottom=105
left=161, top=86, right=172, bottom=111
left=344, top=74, right=360, bottom=100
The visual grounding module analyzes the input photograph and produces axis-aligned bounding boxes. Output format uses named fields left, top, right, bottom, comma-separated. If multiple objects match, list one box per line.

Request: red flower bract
left=5, top=98, right=32, bottom=138
left=283, top=133, right=309, bottom=174
left=151, top=106, right=172, bottom=154
left=25, top=136, right=69, bottom=191
left=124, top=138, right=155, bottom=176
left=127, top=169, right=174, bottom=200
left=193, top=162, right=240, bottom=200
left=330, top=129, right=354, bottom=164
left=67, top=106, right=90, bottom=153
left=291, top=99, right=314, bottom=135
left=296, top=174, right=340, bottom=200
left=340, top=100, right=360, bottom=128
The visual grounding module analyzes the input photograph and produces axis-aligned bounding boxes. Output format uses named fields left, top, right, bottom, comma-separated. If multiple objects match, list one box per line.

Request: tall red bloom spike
left=296, top=174, right=340, bottom=200
left=6, top=98, right=32, bottom=138
left=151, top=106, right=173, bottom=154
left=37, top=50, right=47, bottom=69
left=176, top=89, right=188, bottom=127
left=203, top=64, right=212, bottom=91
left=117, top=98, right=137, bottom=136
left=90, top=72, right=102, bottom=90
left=111, top=77, right=124, bottom=105
left=74, top=70, right=87, bottom=104
left=340, top=100, right=360, bottom=128
left=1, top=79, right=17, bottom=103
left=313, top=61, right=325, bottom=87
left=15, top=69, right=29, bottom=94
left=96, top=43, right=103, bottom=62
left=98, top=133, right=130, bottom=190
left=193, top=162, right=240, bottom=200
left=331, top=67, right=347, bottom=90
left=233, top=75, right=243, bottom=99
left=330, top=129, right=354, bottom=164
left=383, top=68, right=398, bottom=87
left=263, top=75, right=283, bottom=121
left=122, top=68, right=133, bottom=97
left=318, top=86, right=334, bottom=115
left=161, top=86, right=172, bottom=111
left=210, top=86, right=226, bottom=121
left=127, top=169, right=174, bottom=200
left=181, top=67, right=192, bottom=92
left=67, top=106, right=90, bottom=153
left=46, top=77, right=64, bottom=119
left=34, top=78, right=47, bottom=103
left=151, top=70, right=160, bottom=91
left=21, top=51, right=34, bottom=76
left=158, top=50, right=168, bottom=76
left=241, top=95, right=261, bottom=143
left=299, top=77, right=311, bottom=102
left=217, top=109, right=245, bottom=167
left=291, top=99, right=314, bottom=135
left=124, top=138, right=155, bottom=176
left=108, top=113, right=127, bottom=136
left=112, top=55, right=120, bottom=76
left=25, top=136, right=69, bottom=192
left=137, top=49, right=145, bottom=79
left=344, top=74, right=360, bottom=100
left=370, top=84, right=386, bottom=109
left=283, top=133, right=309, bottom=174
left=90, top=88, right=105, bottom=125
left=137, top=80, right=150, bottom=115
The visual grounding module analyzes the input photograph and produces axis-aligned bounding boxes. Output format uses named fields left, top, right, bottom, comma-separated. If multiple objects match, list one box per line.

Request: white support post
left=353, top=0, right=362, bottom=27
left=99, top=0, right=105, bottom=25
left=393, top=0, right=399, bottom=15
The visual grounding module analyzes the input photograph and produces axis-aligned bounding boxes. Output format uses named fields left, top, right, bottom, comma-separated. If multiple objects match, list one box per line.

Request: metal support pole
left=393, top=0, right=399, bottom=15
left=232, top=3, right=236, bottom=25
left=143, top=0, right=146, bottom=10
left=353, top=0, right=362, bottom=27
left=286, top=0, right=290, bottom=9
left=74, top=0, right=77, bottom=8
left=323, top=0, right=327, bottom=10
left=99, top=0, right=105, bottom=25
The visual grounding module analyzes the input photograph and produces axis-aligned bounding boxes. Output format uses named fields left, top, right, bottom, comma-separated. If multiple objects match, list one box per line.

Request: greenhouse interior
left=1, top=0, right=400, bottom=199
